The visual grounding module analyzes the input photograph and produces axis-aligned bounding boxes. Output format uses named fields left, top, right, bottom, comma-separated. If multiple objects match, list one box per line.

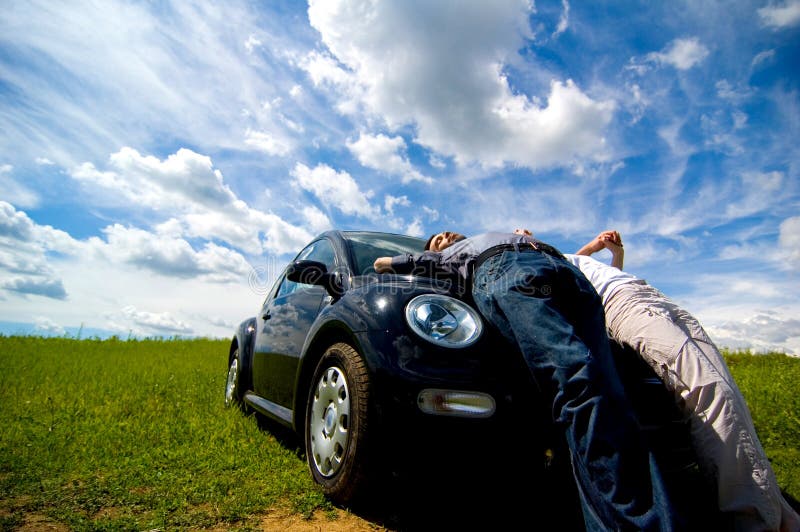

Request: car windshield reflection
left=344, top=231, right=426, bottom=275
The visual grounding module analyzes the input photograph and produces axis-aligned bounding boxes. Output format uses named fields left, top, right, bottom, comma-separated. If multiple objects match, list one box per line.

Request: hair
left=424, top=233, right=437, bottom=251
left=424, top=232, right=466, bottom=251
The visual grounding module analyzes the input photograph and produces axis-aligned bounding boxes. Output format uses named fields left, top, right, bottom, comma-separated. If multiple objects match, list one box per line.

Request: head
left=424, top=231, right=466, bottom=252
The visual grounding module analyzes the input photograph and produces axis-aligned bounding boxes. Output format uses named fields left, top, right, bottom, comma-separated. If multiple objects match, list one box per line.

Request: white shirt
left=563, top=253, right=645, bottom=306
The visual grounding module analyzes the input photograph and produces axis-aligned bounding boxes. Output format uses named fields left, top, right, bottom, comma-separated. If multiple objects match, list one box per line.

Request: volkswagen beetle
left=225, top=230, right=693, bottom=505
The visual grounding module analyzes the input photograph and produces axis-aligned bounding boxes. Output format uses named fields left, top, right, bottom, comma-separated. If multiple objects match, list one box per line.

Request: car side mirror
left=287, top=260, right=344, bottom=298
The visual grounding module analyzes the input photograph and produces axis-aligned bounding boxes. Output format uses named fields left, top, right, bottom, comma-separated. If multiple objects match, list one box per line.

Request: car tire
left=225, top=347, right=246, bottom=410
left=305, top=342, right=372, bottom=504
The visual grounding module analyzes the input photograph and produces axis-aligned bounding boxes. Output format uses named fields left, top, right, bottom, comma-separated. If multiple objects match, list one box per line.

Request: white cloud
left=94, top=224, right=251, bottom=282
left=205, top=315, right=236, bottom=330
left=499, top=80, right=616, bottom=168
left=70, top=147, right=312, bottom=254
left=428, top=155, right=446, bottom=170
left=244, top=128, right=293, bottom=156
left=244, top=34, right=263, bottom=53
left=347, top=133, right=432, bottom=184
left=758, top=1, right=800, bottom=29
left=457, top=180, right=599, bottom=237
left=384, top=194, right=411, bottom=215
left=616, top=238, right=681, bottom=270
left=301, top=50, right=356, bottom=87
left=71, top=147, right=237, bottom=211
left=623, top=83, right=649, bottom=124
left=121, top=305, right=193, bottom=335
left=0, top=165, right=39, bottom=208
left=2, top=276, right=67, bottom=300
left=553, top=0, right=570, bottom=37
left=0, top=1, right=313, bottom=167
left=732, top=111, right=748, bottom=129
left=657, top=119, right=695, bottom=158
left=707, top=310, right=800, bottom=355
left=300, top=50, right=365, bottom=116
left=752, top=49, right=776, bottom=68
left=347, top=133, right=405, bottom=170
left=34, top=316, right=66, bottom=335
left=2, top=1, right=798, bottom=353
left=301, top=205, right=333, bottom=235
left=647, top=37, right=709, bottom=70
left=292, top=162, right=379, bottom=218
left=0, top=200, right=268, bottom=339
left=715, top=218, right=800, bottom=273
left=422, top=206, right=440, bottom=222
left=406, top=218, right=424, bottom=237
left=723, top=171, right=784, bottom=219
left=0, top=198, right=257, bottom=303
left=306, top=0, right=615, bottom=170
left=0, top=201, right=79, bottom=300
left=718, top=241, right=767, bottom=261
left=715, top=80, right=753, bottom=103
left=701, top=112, right=745, bottom=155
left=683, top=269, right=800, bottom=349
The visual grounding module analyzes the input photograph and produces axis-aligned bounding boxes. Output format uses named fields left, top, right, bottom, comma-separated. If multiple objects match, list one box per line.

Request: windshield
left=344, top=232, right=426, bottom=275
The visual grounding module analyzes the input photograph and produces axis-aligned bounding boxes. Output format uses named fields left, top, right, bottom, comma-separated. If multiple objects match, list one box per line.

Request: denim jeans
left=472, top=250, right=675, bottom=531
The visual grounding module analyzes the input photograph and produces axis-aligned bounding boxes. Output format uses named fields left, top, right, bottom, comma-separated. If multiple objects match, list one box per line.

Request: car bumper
left=351, top=328, right=549, bottom=439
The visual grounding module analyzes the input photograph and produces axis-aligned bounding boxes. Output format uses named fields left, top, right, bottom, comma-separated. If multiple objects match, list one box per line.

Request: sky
left=1, top=0, right=799, bottom=354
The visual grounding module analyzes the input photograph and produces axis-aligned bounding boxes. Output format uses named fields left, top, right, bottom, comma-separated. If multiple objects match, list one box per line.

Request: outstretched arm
left=373, top=250, right=447, bottom=275
left=373, top=256, right=394, bottom=273
left=575, top=230, right=625, bottom=270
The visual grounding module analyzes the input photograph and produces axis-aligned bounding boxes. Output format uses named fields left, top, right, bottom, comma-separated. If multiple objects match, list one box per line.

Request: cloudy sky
left=1, top=0, right=799, bottom=353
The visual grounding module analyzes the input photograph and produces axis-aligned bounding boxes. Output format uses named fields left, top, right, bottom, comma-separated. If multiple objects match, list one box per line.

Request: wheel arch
left=230, top=317, right=257, bottom=392
left=292, top=321, right=365, bottom=434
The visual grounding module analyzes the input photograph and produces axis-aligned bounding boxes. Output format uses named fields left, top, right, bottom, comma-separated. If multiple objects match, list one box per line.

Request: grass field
left=0, top=337, right=330, bottom=531
left=0, top=336, right=798, bottom=530
left=724, top=351, right=800, bottom=498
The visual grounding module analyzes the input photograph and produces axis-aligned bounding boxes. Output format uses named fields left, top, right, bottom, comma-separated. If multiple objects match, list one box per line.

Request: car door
left=252, top=238, right=337, bottom=409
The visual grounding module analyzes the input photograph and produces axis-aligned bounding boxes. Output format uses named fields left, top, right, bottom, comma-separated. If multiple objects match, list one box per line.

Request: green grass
left=0, top=338, right=797, bottom=530
left=0, top=336, right=330, bottom=531
left=723, top=350, right=800, bottom=499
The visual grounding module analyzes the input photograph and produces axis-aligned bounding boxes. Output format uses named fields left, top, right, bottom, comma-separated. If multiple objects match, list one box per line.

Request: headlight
left=404, top=294, right=483, bottom=348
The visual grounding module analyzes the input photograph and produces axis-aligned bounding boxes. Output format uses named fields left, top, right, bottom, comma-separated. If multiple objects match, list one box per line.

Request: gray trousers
left=604, top=282, right=799, bottom=532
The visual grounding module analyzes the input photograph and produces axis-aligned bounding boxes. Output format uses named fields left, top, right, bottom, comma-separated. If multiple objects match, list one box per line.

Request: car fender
left=231, top=317, right=257, bottom=391
left=288, top=297, right=369, bottom=432
left=289, top=279, right=458, bottom=431
left=301, top=279, right=440, bottom=364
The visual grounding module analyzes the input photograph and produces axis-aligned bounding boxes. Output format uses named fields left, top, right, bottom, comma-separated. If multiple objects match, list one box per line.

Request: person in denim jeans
left=374, top=231, right=677, bottom=531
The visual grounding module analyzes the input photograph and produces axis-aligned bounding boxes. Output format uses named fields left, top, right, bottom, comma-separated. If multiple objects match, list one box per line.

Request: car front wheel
left=225, top=348, right=245, bottom=409
left=305, top=342, right=372, bottom=504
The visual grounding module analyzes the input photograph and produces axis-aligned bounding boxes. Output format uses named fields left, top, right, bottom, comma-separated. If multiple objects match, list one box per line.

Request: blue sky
left=1, top=0, right=798, bottom=353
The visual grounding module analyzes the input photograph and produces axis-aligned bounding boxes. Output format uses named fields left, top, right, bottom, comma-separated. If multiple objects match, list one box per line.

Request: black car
left=225, top=230, right=694, bottom=505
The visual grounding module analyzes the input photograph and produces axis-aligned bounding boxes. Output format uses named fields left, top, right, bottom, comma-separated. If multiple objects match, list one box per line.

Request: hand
left=581, top=234, right=607, bottom=254
left=575, top=229, right=623, bottom=262
left=514, top=228, right=532, bottom=236
left=598, top=230, right=623, bottom=252
left=373, top=256, right=392, bottom=273
left=596, top=230, right=624, bottom=269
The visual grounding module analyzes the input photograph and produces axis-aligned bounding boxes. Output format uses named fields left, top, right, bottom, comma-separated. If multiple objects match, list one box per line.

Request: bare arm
left=575, top=230, right=625, bottom=270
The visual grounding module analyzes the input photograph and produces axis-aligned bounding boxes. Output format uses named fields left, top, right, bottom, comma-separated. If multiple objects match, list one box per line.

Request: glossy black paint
left=229, top=230, right=691, bottom=464
left=230, top=232, right=525, bottom=430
